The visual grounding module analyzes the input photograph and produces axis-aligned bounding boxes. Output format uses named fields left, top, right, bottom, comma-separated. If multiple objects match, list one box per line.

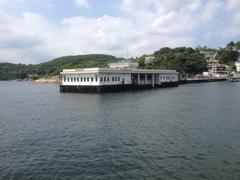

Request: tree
left=136, top=54, right=148, bottom=68
left=226, top=41, right=235, bottom=50
left=234, top=41, right=240, bottom=50
left=216, top=48, right=239, bottom=64
left=141, top=47, right=208, bottom=74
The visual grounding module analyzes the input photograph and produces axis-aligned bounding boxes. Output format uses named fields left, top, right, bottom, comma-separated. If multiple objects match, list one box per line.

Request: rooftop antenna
left=127, top=50, right=129, bottom=60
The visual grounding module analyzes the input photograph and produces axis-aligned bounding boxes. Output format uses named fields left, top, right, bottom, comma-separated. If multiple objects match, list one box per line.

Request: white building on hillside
left=235, top=61, right=240, bottom=72
left=108, top=62, right=139, bottom=69
left=145, top=56, right=155, bottom=65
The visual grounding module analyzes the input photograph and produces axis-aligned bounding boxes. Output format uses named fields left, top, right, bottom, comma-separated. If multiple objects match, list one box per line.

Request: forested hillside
left=0, top=54, right=120, bottom=80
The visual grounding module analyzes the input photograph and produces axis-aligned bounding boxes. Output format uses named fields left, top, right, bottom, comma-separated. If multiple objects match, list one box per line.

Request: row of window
left=101, top=77, right=120, bottom=82
left=62, top=75, right=176, bottom=82
left=159, top=76, right=175, bottom=80
left=63, top=76, right=122, bottom=83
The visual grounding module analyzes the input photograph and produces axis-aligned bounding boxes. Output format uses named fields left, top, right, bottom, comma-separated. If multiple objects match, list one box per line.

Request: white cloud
left=219, top=27, right=240, bottom=38
left=120, top=0, right=226, bottom=34
left=74, top=0, right=90, bottom=8
left=0, top=0, right=51, bottom=6
left=0, top=0, right=26, bottom=4
left=233, top=11, right=240, bottom=23
left=0, top=11, right=58, bottom=63
left=227, top=0, right=240, bottom=9
left=0, top=0, right=239, bottom=64
left=0, top=10, right=139, bottom=63
left=0, top=10, right=194, bottom=63
left=217, top=1, right=240, bottom=39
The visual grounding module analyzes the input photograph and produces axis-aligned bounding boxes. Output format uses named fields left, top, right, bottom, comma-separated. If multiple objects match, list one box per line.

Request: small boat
left=227, top=77, right=240, bottom=82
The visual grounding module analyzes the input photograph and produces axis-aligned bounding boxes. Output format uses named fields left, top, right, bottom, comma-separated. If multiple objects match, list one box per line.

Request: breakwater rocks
left=35, top=76, right=60, bottom=83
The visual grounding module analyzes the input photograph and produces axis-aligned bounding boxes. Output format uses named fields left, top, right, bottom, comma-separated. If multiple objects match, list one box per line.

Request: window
left=101, top=77, right=103, bottom=82
left=74, top=77, right=76, bottom=82
left=71, top=78, right=73, bottom=82
left=118, top=77, right=120, bottom=81
left=87, top=77, right=89, bottom=82
left=112, top=77, right=114, bottom=81
left=115, top=77, right=117, bottom=81
left=67, top=78, right=69, bottom=82
left=107, top=77, right=109, bottom=81
left=84, top=77, right=86, bottom=82
left=104, top=77, right=106, bottom=82
left=77, top=77, right=79, bottom=82
left=95, top=77, right=98, bottom=82
left=91, top=77, right=94, bottom=82
left=81, top=77, right=83, bottom=82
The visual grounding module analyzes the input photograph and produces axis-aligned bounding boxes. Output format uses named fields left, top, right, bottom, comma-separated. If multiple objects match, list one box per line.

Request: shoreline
left=0, top=77, right=231, bottom=85
left=179, top=78, right=227, bottom=84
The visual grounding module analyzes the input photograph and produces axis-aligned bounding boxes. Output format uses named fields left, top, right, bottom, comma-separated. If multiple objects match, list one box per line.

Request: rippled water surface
left=0, top=81, right=240, bottom=180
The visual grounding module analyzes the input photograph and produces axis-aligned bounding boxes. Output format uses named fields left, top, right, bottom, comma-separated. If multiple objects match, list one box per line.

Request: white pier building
left=60, top=63, right=179, bottom=93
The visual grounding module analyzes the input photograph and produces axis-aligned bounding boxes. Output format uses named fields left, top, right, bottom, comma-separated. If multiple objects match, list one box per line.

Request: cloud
left=0, top=10, right=193, bottom=63
left=120, top=0, right=226, bottom=34
left=74, top=0, right=90, bottom=8
left=227, top=0, right=240, bottom=9
left=233, top=11, right=240, bottom=23
left=0, top=10, right=140, bottom=63
left=62, top=15, right=138, bottom=49
left=0, top=0, right=239, bottom=64
left=217, top=1, right=240, bottom=39
left=0, top=11, right=58, bottom=63
left=0, top=0, right=50, bottom=6
left=0, top=0, right=26, bottom=5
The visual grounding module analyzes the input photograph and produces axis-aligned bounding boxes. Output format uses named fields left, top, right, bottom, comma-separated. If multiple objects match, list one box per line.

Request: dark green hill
left=0, top=54, right=121, bottom=80
left=0, top=63, right=32, bottom=80
left=36, top=54, right=121, bottom=76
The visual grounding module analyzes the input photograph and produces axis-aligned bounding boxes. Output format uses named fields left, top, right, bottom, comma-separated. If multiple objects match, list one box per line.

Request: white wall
left=61, top=73, right=178, bottom=86
left=62, top=74, right=100, bottom=86
left=62, top=73, right=132, bottom=86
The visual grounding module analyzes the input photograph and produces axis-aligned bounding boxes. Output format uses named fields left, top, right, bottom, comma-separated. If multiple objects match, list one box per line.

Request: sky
left=0, top=0, right=240, bottom=64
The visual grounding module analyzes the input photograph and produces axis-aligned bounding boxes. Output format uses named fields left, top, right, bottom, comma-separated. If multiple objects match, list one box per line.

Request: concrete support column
left=145, top=74, right=147, bottom=85
left=137, top=74, right=140, bottom=85
left=152, top=74, right=155, bottom=87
